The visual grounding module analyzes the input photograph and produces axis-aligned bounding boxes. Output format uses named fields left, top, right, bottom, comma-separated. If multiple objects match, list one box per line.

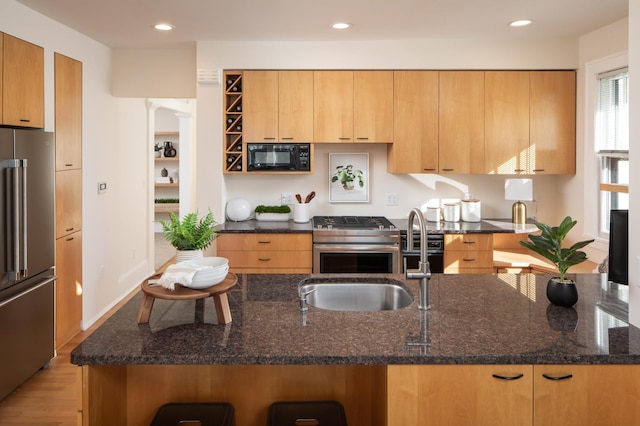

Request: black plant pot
left=546, top=278, right=578, bottom=307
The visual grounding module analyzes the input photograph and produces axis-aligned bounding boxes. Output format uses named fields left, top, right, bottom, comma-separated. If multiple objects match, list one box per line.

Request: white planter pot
left=175, top=249, right=204, bottom=263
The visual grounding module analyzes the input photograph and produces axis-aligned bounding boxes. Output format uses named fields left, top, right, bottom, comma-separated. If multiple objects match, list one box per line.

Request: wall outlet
left=97, top=181, right=107, bottom=194
left=281, top=192, right=294, bottom=205
left=386, top=193, right=398, bottom=206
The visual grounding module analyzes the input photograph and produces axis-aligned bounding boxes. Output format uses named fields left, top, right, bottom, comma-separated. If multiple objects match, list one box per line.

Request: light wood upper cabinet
left=530, top=71, right=576, bottom=174
left=389, top=71, right=439, bottom=173
left=353, top=71, right=393, bottom=143
left=55, top=53, right=83, bottom=170
left=244, top=70, right=314, bottom=142
left=56, top=169, right=82, bottom=239
left=279, top=70, right=314, bottom=141
left=0, top=33, right=3, bottom=123
left=485, top=71, right=530, bottom=174
left=243, top=70, right=279, bottom=142
left=1, top=33, right=44, bottom=128
left=314, top=71, right=354, bottom=142
left=439, top=71, right=484, bottom=174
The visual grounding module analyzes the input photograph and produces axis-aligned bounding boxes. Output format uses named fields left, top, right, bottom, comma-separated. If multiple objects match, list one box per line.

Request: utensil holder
left=294, top=203, right=310, bottom=223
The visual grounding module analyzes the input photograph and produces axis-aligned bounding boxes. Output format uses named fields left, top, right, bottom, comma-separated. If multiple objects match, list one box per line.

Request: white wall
left=195, top=38, right=580, bottom=225
left=566, top=18, right=629, bottom=263
left=627, top=1, right=640, bottom=326
left=1, top=1, right=150, bottom=329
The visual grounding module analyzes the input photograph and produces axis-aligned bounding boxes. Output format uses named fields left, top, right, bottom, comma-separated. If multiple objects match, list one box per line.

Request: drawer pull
left=356, top=137, right=369, bottom=140
left=66, top=227, right=74, bottom=232
left=423, top=168, right=436, bottom=171
left=263, top=137, right=276, bottom=140
left=20, top=118, right=31, bottom=123
left=542, top=373, right=573, bottom=381
left=441, top=168, right=454, bottom=171
left=258, top=258, right=271, bottom=262
left=463, top=258, right=476, bottom=262
left=463, top=241, right=476, bottom=244
left=533, top=169, right=546, bottom=172
left=492, top=373, right=524, bottom=381
left=258, top=241, right=271, bottom=244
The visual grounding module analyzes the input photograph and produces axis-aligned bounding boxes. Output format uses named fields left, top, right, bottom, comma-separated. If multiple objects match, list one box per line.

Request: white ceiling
left=18, top=0, right=628, bottom=49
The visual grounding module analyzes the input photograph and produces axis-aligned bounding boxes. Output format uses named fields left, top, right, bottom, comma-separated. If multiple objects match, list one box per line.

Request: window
left=595, top=68, right=629, bottom=236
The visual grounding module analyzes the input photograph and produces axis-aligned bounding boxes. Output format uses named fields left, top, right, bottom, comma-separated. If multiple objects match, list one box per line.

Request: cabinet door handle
left=463, top=241, right=476, bottom=244
left=281, top=137, right=294, bottom=140
left=258, top=241, right=271, bottom=244
left=263, top=137, right=276, bottom=140
left=65, top=227, right=75, bottom=232
left=514, top=169, right=525, bottom=172
left=463, top=258, right=476, bottom=262
left=492, top=373, right=524, bottom=381
left=65, top=163, right=74, bottom=167
left=356, top=137, right=369, bottom=140
left=258, top=258, right=271, bottom=262
left=423, top=168, right=436, bottom=171
left=338, top=137, right=351, bottom=141
left=542, top=373, right=573, bottom=381
left=66, top=237, right=75, bottom=242
left=20, top=119, right=31, bottom=123
left=533, top=169, right=545, bottom=172
left=441, top=168, right=454, bottom=171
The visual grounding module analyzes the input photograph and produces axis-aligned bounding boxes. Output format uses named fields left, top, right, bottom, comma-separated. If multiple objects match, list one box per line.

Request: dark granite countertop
left=216, top=219, right=312, bottom=233
left=216, top=218, right=536, bottom=235
left=71, top=273, right=640, bottom=366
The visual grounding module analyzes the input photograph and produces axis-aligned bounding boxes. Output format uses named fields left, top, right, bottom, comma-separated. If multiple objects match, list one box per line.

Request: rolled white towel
left=158, top=263, right=211, bottom=291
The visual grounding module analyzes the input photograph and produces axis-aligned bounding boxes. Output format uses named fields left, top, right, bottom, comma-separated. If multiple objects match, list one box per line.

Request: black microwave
left=246, top=143, right=311, bottom=172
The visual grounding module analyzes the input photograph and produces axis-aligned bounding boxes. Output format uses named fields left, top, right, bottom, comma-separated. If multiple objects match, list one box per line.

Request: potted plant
left=254, top=205, right=291, bottom=222
left=519, top=216, right=594, bottom=307
left=331, top=164, right=364, bottom=190
left=161, top=210, right=219, bottom=262
left=154, top=143, right=162, bottom=158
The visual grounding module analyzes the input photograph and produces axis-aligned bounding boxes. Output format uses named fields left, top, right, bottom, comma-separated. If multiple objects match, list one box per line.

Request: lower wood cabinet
left=444, top=233, right=494, bottom=274
left=216, top=233, right=312, bottom=273
left=387, top=365, right=532, bottom=426
left=387, top=364, right=640, bottom=426
left=533, top=365, right=640, bottom=426
left=55, top=230, right=82, bottom=349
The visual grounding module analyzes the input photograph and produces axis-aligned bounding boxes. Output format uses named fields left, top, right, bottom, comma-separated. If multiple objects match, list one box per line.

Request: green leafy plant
left=161, top=210, right=218, bottom=251
left=519, top=216, right=594, bottom=281
left=331, top=164, right=364, bottom=189
left=255, top=205, right=291, bottom=214
left=154, top=143, right=162, bottom=152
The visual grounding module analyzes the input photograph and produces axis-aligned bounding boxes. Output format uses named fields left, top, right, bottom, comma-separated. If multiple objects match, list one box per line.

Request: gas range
left=311, top=216, right=400, bottom=273
left=312, top=216, right=397, bottom=231
left=312, top=216, right=399, bottom=244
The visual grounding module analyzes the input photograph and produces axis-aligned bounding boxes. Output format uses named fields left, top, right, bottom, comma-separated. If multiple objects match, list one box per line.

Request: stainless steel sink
left=298, top=279, right=413, bottom=312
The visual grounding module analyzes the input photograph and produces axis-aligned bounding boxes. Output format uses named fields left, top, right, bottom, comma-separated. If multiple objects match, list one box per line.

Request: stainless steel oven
left=312, top=216, right=400, bottom=274
left=401, top=233, right=444, bottom=273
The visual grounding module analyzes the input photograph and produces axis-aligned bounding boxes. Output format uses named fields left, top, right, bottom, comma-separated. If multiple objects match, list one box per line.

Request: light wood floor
left=0, top=287, right=140, bottom=425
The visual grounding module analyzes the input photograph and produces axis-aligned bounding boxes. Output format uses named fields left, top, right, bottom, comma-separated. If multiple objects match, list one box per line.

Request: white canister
left=461, top=199, right=481, bottom=222
left=294, top=203, right=310, bottom=223
left=443, top=203, right=460, bottom=222
left=426, top=207, right=442, bottom=222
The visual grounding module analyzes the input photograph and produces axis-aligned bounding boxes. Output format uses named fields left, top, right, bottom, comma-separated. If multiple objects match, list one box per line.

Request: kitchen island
left=72, top=273, right=640, bottom=425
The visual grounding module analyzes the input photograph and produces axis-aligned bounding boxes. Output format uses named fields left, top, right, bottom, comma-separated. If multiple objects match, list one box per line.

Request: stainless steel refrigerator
left=0, top=128, right=55, bottom=401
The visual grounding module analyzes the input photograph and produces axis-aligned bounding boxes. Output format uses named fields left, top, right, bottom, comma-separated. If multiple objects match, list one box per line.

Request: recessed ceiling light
left=332, top=23, right=351, bottom=30
left=509, top=19, right=532, bottom=27
left=154, top=23, right=175, bottom=31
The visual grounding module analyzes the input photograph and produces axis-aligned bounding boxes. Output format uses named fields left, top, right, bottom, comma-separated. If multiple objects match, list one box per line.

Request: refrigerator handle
left=3, top=159, right=27, bottom=280
left=20, top=159, right=28, bottom=277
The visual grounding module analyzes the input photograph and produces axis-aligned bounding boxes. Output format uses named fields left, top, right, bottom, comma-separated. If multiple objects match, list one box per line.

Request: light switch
left=97, top=181, right=107, bottom=194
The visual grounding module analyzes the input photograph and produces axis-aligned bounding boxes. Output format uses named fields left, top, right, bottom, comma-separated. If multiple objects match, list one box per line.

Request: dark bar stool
left=267, top=401, right=347, bottom=426
left=150, top=402, right=235, bottom=426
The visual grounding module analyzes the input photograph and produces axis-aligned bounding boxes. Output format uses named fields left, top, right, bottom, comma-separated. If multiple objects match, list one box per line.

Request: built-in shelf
left=155, top=157, right=179, bottom=162
left=154, top=203, right=179, bottom=213
left=155, top=183, right=178, bottom=187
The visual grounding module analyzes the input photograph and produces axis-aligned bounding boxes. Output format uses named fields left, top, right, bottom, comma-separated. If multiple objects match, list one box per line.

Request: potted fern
left=519, top=216, right=594, bottom=307
left=161, top=210, right=219, bottom=262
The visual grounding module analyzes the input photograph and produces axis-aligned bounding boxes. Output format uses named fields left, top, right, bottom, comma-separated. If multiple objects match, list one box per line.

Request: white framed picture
left=329, top=153, right=369, bottom=203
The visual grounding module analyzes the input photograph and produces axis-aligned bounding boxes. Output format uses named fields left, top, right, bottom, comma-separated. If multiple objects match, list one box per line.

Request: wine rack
left=224, top=71, right=243, bottom=173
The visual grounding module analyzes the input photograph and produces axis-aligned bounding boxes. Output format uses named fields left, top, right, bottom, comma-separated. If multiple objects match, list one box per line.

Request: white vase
left=175, top=249, right=203, bottom=263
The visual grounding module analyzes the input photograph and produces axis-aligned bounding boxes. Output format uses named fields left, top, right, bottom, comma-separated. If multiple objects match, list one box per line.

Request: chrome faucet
left=405, top=208, right=431, bottom=310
